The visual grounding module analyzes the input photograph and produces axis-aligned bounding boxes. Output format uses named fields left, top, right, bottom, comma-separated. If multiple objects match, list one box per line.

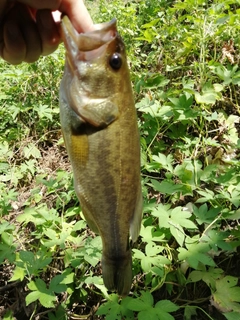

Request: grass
left=0, top=0, right=240, bottom=319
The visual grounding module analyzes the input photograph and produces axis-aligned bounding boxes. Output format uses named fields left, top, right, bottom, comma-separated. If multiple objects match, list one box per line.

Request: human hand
left=0, top=0, right=94, bottom=64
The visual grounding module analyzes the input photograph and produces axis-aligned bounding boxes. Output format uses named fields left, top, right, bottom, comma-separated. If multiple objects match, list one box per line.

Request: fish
left=59, top=15, right=142, bottom=296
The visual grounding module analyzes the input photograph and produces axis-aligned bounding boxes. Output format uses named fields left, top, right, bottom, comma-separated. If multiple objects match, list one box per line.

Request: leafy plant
left=0, top=0, right=239, bottom=319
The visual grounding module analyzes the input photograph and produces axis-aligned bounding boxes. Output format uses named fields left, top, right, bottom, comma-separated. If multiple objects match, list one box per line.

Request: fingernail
left=39, top=10, right=54, bottom=30
left=6, top=23, right=19, bottom=40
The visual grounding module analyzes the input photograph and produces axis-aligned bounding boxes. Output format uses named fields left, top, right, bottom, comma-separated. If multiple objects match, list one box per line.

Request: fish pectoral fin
left=130, top=184, right=143, bottom=243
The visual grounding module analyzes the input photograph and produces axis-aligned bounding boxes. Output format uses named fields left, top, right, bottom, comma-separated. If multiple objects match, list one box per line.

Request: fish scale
left=59, top=16, right=142, bottom=296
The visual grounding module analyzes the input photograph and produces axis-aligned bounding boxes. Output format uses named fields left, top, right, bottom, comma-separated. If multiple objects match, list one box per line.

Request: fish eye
left=109, top=53, right=122, bottom=70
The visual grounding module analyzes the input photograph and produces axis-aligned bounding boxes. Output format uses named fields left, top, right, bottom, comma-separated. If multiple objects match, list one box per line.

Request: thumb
left=59, top=0, right=94, bottom=33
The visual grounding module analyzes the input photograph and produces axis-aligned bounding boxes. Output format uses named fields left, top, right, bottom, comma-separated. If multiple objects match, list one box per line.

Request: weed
left=0, top=0, right=240, bottom=319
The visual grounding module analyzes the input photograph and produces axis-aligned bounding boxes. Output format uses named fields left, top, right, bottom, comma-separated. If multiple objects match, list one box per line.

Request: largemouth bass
left=59, top=16, right=142, bottom=296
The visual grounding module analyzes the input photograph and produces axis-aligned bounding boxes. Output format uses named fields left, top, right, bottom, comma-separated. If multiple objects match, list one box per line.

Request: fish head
left=61, top=16, right=130, bottom=108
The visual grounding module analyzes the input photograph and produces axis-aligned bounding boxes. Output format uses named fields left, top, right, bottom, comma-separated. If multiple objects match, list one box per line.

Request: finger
left=22, top=21, right=42, bottom=63
left=1, top=20, right=26, bottom=64
left=36, top=9, right=60, bottom=56
left=1, top=3, right=42, bottom=64
left=59, top=0, right=94, bottom=33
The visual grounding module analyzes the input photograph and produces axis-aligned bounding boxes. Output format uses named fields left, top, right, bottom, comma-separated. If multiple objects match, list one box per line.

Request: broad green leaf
left=152, top=206, right=169, bottom=229
left=155, top=300, right=179, bottom=312
left=138, top=310, right=158, bottom=320
left=0, top=243, right=16, bottom=264
left=23, top=143, right=41, bottom=159
left=170, top=207, right=196, bottom=229
left=196, top=189, right=215, bottom=202
left=152, top=153, right=174, bottom=172
left=128, top=291, right=154, bottom=311
left=184, top=306, right=197, bottom=320
left=141, top=291, right=154, bottom=307
left=127, top=299, right=148, bottom=312
left=133, top=248, right=145, bottom=260
left=178, top=242, right=215, bottom=269
left=169, top=224, right=185, bottom=247
left=151, top=180, right=183, bottom=195
left=10, top=267, right=25, bottom=281
left=27, top=278, right=56, bottom=308
left=25, top=291, right=41, bottom=306
left=59, top=270, right=75, bottom=284
left=192, top=203, right=221, bottom=224
left=141, top=257, right=153, bottom=272
left=213, top=276, right=240, bottom=313
left=201, top=230, right=233, bottom=251
left=154, top=310, right=175, bottom=320
left=39, top=293, right=56, bottom=309
left=2, top=310, right=14, bottom=320
left=145, top=242, right=164, bottom=257
left=49, top=275, right=67, bottom=293
left=227, top=209, right=240, bottom=220
left=224, top=311, right=240, bottom=320
left=1, top=232, right=13, bottom=246
left=188, top=268, right=223, bottom=288
left=48, top=305, right=67, bottom=320
left=0, top=221, right=15, bottom=234
left=140, top=225, right=165, bottom=243
left=195, top=91, right=218, bottom=104
left=142, top=19, right=160, bottom=28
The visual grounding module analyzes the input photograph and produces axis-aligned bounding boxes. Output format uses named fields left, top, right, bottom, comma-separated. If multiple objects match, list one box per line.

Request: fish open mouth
left=61, top=16, right=117, bottom=65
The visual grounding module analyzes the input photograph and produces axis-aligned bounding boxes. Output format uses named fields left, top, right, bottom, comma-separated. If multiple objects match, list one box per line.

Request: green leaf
left=224, top=312, right=240, bottom=320
left=127, top=291, right=154, bottom=311
left=23, top=143, right=41, bottom=159
left=2, top=310, right=14, bottom=320
left=152, top=205, right=169, bottom=228
left=145, top=242, right=164, bottom=257
left=142, top=19, right=160, bottom=28
left=127, top=299, right=148, bottom=312
left=196, top=189, right=215, bottom=202
left=0, top=221, right=15, bottom=234
left=49, top=275, right=67, bottom=293
left=170, top=207, right=196, bottom=229
left=188, top=268, right=223, bottom=288
left=213, top=276, right=240, bottom=313
left=1, top=232, right=14, bottom=246
left=25, top=291, right=41, bottom=306
left=192, top=204, right=221, bottom=224
left=150, top=180, right=184, bottom=195
left=0, top=243, right=16, bottom=264
left=155, top=300, right=179, bottom=312
left=26, top=279, right=56, bottom=308
left=195, top=91, right=218, bottom=104
left=201, top=230, right=233, bottom=251
left=169, top=224, right=185, bottom=247
left=10, top=267, right=25, bottom=281
left=152, top=153, right=174, bottom=172
left=48, top=305, right=67, bottom=320
left=138, top=310, right=158, bottom=320
left=178, top=242, right=215, bottom=269
left=184, top=306, right=197, bottom=320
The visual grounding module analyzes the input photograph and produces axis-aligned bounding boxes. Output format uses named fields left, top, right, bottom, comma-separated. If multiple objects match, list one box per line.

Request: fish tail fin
left=102, top=250, right=132, bottom=296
